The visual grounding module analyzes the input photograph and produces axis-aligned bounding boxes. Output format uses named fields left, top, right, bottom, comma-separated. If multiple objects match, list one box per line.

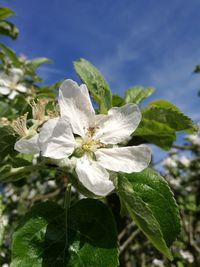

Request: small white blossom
left=179, top=155, right=190, bottom=167
left=152, top=259, right=164, bottom=267
left=0, top=68, right=27, bottom=99
left=187, top=134, right=200, bottom=146
left=39, top=79, right=151, bottom=196
left=163, top=156, right=177, bottom=168
left=180, top=249, right=194, bottom=263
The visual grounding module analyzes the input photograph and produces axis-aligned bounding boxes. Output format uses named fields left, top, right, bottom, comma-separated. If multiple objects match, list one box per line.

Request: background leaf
left=0, top=43, right=20, bottom=66
left=125, top=86, right=155, bottom=104
left=25, top=57, right=52, bottom=70
left=74, top=58, right=112, bottom=113
left=0, top=21, right=19, bottom=39
left=0, top=7, right=15, bottom=20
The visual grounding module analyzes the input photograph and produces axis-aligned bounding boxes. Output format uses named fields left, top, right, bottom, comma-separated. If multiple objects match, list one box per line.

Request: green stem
left=63, top=183, right=72, bottom=263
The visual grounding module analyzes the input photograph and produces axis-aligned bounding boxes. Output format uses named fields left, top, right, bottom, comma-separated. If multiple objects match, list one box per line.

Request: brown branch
left=119, top=229, right=140, bottom=255
left=31, top=188, right=60, bottom=204
left=118, top=221, right=135, bottom=241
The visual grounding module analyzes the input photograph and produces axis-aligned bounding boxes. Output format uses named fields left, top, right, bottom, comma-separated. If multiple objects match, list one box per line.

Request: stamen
left=29, top=98, right=48, bottom=121
left=11, top=113, right=29, bottom=137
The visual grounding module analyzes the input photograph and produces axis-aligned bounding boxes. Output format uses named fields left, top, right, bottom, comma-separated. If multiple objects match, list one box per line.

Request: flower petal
left=10, top=68, right=23, bottom=83
left=59, top=79, right=95, bottom=136
left=0, top=86, right=10, bottom=95
left=8, top=91, right=18, bottom=99
left=96, top=145, right=151, bottom=173
left=16, top=84, right=27, bottom=92
left=39, top=117, right=76, bottom=159
left=93, top=103, right=141, bottom=144
left=15, top=134, right=40, bottom=154
left=76, top=156, right=114, bottom=196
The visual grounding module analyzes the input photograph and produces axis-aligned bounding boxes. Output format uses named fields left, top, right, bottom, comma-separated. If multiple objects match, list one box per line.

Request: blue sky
left=2, top=0, right=200, bottom=161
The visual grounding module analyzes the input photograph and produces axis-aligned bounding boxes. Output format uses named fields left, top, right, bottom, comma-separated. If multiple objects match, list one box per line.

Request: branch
left=31, top=188, right=60, bottom=203
left=119, top=229, right=140, bottom=255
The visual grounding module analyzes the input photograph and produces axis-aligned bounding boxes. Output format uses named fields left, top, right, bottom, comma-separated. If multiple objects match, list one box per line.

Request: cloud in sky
left=2, top=0, right=200, bottom=123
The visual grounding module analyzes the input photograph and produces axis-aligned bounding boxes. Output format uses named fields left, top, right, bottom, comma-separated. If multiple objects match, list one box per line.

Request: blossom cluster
left=12, top=79, right=151, bottom=196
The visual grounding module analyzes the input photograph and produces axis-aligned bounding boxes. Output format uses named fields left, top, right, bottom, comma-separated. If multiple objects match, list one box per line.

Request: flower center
left=74, top=128, right=105, bottom=159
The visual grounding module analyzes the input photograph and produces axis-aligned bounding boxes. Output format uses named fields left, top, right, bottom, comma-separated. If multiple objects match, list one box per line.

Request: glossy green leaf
left=125, top=86, right=155, bottom=104
left=117, top=168, right=181, bottom=260
left=142, top=100, right=195, bottom=133
left=0, top=7, right=15, bottom=20
left=133, top=118, right=176, bottom=149
left=11, top=199, right=118, bottom=267
left=0, top=21, right=19, bottom=39
left=74, top=58, right=112, bottom=113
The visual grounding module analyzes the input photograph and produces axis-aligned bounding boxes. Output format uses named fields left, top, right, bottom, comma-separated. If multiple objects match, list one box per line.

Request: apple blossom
left=0, top=68, right=27, bottom=99
left=39, top=79, right=151, bottom=196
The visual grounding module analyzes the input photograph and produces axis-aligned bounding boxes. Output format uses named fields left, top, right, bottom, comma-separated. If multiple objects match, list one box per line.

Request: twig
left=120, top=229, right=140, bottom=254
left=172, top=144, right=193, bottom=150
left=118, top=221, right=135, bottom=241
left=188, top=214, right=200, bottom=253
left=31, top=188, right=60, bottom=203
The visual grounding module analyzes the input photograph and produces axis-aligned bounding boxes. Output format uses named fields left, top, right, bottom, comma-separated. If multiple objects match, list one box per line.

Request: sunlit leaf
left=74, top=58, right=112, bottom=113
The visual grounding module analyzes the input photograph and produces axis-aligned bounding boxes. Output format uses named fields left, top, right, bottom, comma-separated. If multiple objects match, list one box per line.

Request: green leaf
left=0, top=43, right=20, bottom=66
left=11, top=199, right=118, bottom=267
left=125, top=86, right=155, bottom=104
left=0, top=126, right=17, bottom=161
left=112, top=94, right=124, bottom=107
left=133, top=118, right=176, bottom=149
left=0, top=7, right=15, bottom=20
left=117, top=168, right=181, bottom=260
left=194, top=64, right=200, bottom=73
left=142, top=100, right=195, bottom=133
left=74, top=58, right=112, bottom=113
left=0, top=20, right=19, bottom=39
left=26, top=57, right=52, bottom=70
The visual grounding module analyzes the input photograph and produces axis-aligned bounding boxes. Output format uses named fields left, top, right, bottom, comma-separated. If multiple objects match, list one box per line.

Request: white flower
left=39, top=79, right=151, bottom=196
left=163, top=156, right=177, bottom=168
left=180, top=249, right=194, bottom=263
left=0, top=68, right=27, bottom=99
left=179, top=155, right=190, bottom=167
left=187, top=134, right=200, bottom=146
left=152, top=259, right=164, bottom=267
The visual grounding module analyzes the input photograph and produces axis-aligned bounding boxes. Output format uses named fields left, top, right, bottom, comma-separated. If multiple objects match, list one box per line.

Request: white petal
left=16, top=84, right=27, bottom=92
left=10, top=68, right=23, bottom=83
left=14, top=134, right=40, bottom=154
left=0, top=86, right=10, bottom=95
left=96, top=145, right=151, bottom=173
left=59, top=79, right=95, bottom=136
left=38, top=117, right=76, bottom=159
left=93, top=103, right=141, bottom=144
left=76, top=156, right=114, bottom=196
left=8, top=91, right=18, bottom=99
